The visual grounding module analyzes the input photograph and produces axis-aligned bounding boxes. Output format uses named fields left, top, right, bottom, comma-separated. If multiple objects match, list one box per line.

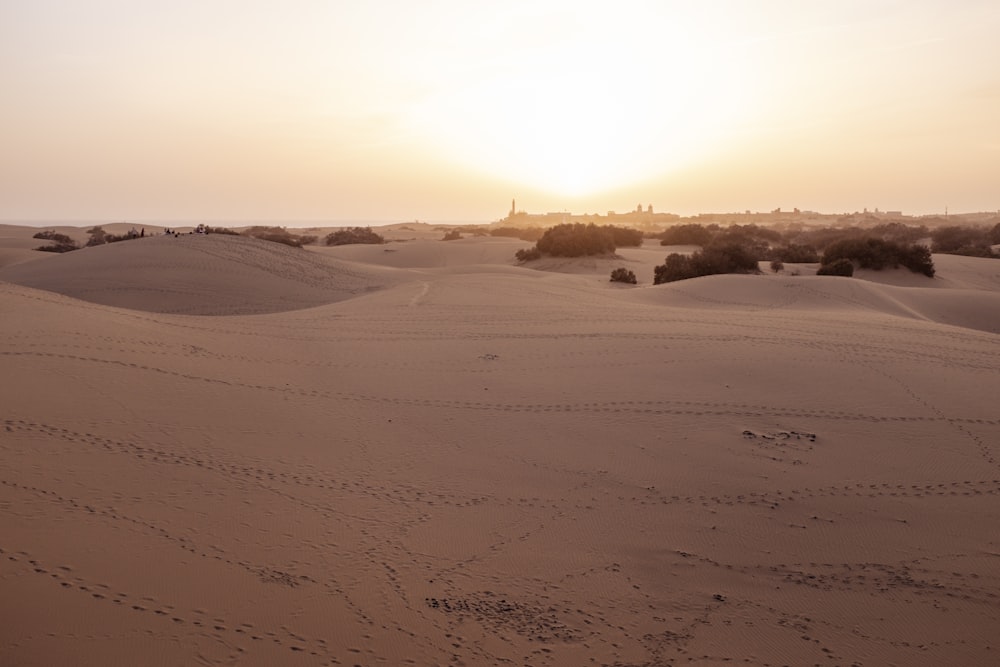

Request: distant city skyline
left=2, top=1, right=998, bottom=222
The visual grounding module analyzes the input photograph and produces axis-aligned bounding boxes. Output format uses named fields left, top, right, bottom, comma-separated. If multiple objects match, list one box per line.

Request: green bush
left=653, top=254, right=698, bottom=283
left=772, top=243, right=819, bottom=263
left=610, top=267, right=637, bottom=284
left=931, top=226, right=987, bottom=253
left=85, top=225, right=109, bottom=246
left=817, top=258, right=855, bottom=276
left=32, top=230, right=79, bottom=253
left=243, top=226, right=316, bottom=247
left=606, top=225, right=644, bottom=247
left=945, top=246, right=998, bottom=258
left=653, top=243, right=760, bottom=284
left=324, top=227, right=385, bottom=246
left=32, top=230, right=72, bottom=243
left=821, top=237, right=933, bottom=276
left=660, top=223, right=715, bottom=246
left=535, top=223, right=616, bottom=257
left=514, top=246, right=542, bottom=262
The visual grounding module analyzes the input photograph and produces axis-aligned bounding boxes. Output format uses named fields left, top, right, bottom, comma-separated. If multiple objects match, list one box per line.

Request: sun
left=401, top=20, right=749, bottom=199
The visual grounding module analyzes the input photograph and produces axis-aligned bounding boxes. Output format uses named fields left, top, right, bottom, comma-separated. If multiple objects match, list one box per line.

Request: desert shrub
left=896, top=243, right=936, bottom=277
left=821, top=238, right=889, bottom=268
left=514, top=246, right=542, bottom=262
left=695, top=243, right=760, bottom=274
left=712, top=229, right=771, bottom=260
left=490, top=226, right=543, bottom=242
left=35, top=239, right=79, bottom=253
left=716, top=224, right=781, bottom=250
left=442, top=230, right=462, bottom=241
left=85, top=225, right=109, bottom=246
left=33, top=230, right=73, bottom=243
left=204, top=226, right=239, bottom=235
left=79, top=226, right=135, bottom=246
left=931, top=226, right=987, bottom=253
left=32, top=231, right=78, bottom=253
left=816, top=258, right=855, bottom=277
left=653, top=243, right=759, bottom=284
left=324, top=227, right=385, bottom=246
left=606, top=225, right=644, bottom=247
left=772, top=243, right=819, bottom=263
left=535, top=223, right=616, bottom=257
left=870, top=222, right=929, bottom=244
left=243, top=226, right=315, bottom=247
left=653, top=254, right=698, bottom=284
left=945, top=245, right=999, bottom=258
left=610, top=267, right=637, bottom=284
left=821, top=237, right=933, bottom=276
left=990, top=222, right=1000, bottom=245
left=770, top=260, right=784, bottom=273
left=660, top=223, right=715, bottom=246
left=787, top=225, right=863, bottom=250
left=35, top=243, right=75, bottom=253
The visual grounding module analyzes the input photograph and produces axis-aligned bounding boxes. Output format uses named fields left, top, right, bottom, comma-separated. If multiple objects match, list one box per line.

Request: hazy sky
left=2, top=1, right=998, bottom=223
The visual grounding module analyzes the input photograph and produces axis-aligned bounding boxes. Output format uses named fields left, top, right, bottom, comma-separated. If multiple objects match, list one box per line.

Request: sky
left=1, top=0, right=998, bottom=224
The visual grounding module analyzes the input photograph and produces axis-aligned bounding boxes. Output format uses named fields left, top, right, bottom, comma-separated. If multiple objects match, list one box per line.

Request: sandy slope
left=0, top=233, right=397, bottom=315
left=1, top=227, right=998, bottom=667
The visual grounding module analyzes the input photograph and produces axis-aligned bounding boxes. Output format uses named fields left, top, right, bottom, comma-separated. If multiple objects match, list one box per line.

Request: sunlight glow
left=400, top=10, right=751, bottom=198
left=3, top=1, right=999, bottom=220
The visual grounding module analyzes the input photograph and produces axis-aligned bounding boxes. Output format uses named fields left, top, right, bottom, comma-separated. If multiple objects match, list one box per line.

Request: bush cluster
left=243, top=226, right=317, bottom=247
left=816, top=258, right=854, bottom=277
left=442, top=230, right=462, bottom=241
left=930, top=224, right=1000, bottom=257
left=820, top=237, right=934, bottom=277
left=33, top=230, right=78, bottom=253
left=324, top=227, right=385, bottom=246
left=660, top=223, right=779, bottom=251
left=536, top=223, right=616, bottom=256
left=514, top=246, right=542, bottom=262
left=770, top=243, right=820, bottom=263
left=659, top=223, right=715, bottom=246
left=610, top=267, right=637, bottom=284
left=653, top=243, right=759, bottom=284
left=515, top=223, right=642, bottom=260
left=84, top=225, right=140, bottom=246
left=606, top=226, right=644, bottom=248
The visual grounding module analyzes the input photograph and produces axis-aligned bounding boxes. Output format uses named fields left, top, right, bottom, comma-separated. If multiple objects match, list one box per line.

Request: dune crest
left=0, top=233, right=396, bottom=315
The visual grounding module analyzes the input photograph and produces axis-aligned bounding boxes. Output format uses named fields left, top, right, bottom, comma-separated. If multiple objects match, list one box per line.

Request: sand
left=1, top=226, right=998, bottom=666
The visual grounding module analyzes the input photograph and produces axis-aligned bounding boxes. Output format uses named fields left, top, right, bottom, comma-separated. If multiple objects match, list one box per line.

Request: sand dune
left=0, top=233, right=397, bottom=315
left=1, top=226, right=998, bottom=666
